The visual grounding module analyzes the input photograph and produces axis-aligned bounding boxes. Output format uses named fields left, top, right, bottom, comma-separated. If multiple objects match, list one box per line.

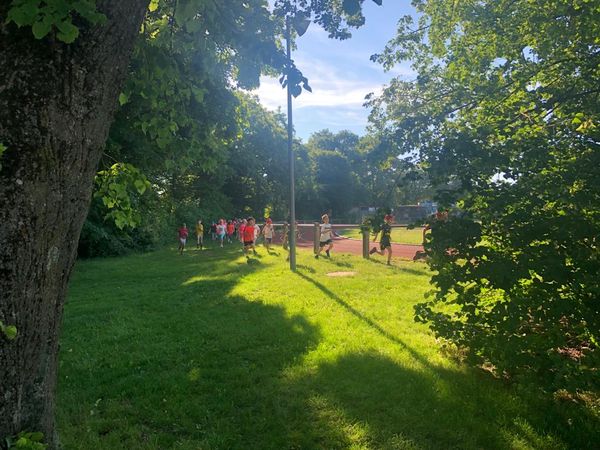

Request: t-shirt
left=178, top=227, right=188, bottom=239
left=227, top=223, right=235, bottom=234
left=243, top=225, right=255, bottom=242
left=217, top=224, right=225, bottom=235
left=195, top=224, right=203, bottom=235
left=381, top=223, right=392, bottom=241
left=320, top=223, right=332, bottom=242
left=263, top=224, right=273, bottom=238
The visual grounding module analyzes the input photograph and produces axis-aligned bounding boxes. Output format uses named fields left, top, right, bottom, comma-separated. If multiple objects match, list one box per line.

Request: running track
left=272, top=226, right=424, bottom=260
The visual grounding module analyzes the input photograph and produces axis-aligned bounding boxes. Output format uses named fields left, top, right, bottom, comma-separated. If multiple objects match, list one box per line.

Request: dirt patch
left=326, top=271, right=357, bottom=277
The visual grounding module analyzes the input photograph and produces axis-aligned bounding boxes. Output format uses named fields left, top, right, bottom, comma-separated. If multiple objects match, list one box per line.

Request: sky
left=254, top=1, right=418, bottom=141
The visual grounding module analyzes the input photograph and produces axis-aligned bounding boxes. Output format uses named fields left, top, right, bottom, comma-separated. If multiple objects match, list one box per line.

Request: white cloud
left=254, top=55, right=383, bottom=111
left=255, top=76, right=382, bottom=110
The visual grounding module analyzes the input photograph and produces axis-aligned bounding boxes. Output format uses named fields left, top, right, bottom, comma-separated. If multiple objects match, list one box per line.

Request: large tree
left=369, top=0, right=600, bottom=389
left=0, top=2, right=149, bottom=445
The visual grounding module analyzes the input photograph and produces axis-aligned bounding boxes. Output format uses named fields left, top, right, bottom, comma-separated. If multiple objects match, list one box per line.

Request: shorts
left=244, top=240, right=254, bottom=248
left=179, top=238, right=187, bottom=245
left=319, top=239, right=333, bottom=247
left=265, top=237, right=272, bottom=244
left=218, top=233, right=225, bottom=240
left=380, top=237, right=391, bottom=250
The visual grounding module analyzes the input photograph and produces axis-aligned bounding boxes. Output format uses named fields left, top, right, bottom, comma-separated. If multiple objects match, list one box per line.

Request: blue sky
left=254, top=1, right=417, bottom=141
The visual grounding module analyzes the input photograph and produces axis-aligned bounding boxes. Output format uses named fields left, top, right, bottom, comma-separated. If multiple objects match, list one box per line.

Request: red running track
left=270, top=226, right=424, bottom=260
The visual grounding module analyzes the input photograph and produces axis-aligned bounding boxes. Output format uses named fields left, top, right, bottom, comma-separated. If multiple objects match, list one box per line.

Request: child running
left=262, top=218, right=274, bottom=252
left=195, top=219, right=204, bottom=249
left=216, top=219, right=226, bottom=248
left=315, top=214, right=333, bottom=259
left=239, top=219, right=247, bottom=244
left=178, top=223, right=189, bottom=255
left=226, top=220, right=235, bottom=243
left=370, top=214, right=394, bottom=265
left=243, top=217, right=258, bottom=258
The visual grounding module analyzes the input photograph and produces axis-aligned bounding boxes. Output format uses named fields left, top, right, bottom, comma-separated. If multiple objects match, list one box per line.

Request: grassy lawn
left=58, top=244, right=598, bottom=449
left=338, top=227, right=424, bottom=245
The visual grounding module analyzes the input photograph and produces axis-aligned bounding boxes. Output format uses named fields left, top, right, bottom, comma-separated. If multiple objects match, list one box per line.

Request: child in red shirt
left=178, top=223, right=188, bottom=255
left=238, top=219, right=247, bottom=243
left=226, top=220, right=235, bottom=243
left=243, top=217, right=258, bottom=258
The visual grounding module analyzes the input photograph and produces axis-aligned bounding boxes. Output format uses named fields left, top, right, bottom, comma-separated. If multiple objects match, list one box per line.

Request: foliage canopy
left=369, top=0, right=600, bottom=389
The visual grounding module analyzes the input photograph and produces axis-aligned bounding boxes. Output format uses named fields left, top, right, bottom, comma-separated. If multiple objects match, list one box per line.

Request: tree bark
left=0, top=2, right=148, bottom=447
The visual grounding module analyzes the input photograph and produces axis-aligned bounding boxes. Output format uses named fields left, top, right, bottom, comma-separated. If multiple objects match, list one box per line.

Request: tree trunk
left=0, top=2, right=148, bottom=447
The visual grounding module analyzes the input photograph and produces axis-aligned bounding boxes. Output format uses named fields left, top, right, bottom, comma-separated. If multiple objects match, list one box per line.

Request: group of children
left=177, top=213, right=396, bottom=264
left=177, top=217, right=276, bottom=256
left=238, top=217, right=275, bottom=257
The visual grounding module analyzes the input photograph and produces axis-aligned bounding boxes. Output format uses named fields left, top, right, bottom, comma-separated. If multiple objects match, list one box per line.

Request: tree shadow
left=295, top=271, right=432, bottom=369
left=330, top=260, right=354, bottom=268
left=60, top=250, right=598, bottom=449
left=296, top=264, right=316, bottom=273
left=59, top=274, right=327, bottom=449
left=301, top=352, right=596, bottom=449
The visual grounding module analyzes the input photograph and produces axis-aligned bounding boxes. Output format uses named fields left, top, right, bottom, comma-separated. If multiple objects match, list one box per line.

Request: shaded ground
left=58, top=247, right=599, bottom=449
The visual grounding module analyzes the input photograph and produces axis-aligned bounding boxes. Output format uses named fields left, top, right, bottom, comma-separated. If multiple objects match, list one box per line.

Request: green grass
left=58, top=243, right=598, bottom=449
left=338, top=227, right=424, bottom=245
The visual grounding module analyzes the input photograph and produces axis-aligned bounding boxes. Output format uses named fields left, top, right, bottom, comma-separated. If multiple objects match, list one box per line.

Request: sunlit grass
left=338, top=227, right=424, bottom=245
left=58, top=243, right=598, bottom=449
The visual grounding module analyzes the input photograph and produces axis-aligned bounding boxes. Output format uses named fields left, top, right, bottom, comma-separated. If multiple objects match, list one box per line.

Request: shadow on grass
left=301, top=352, right=588, bottom=449
left=330, top=259, right=353, bottom=268
left=369, top=257, right=430, bottom=276
left=296, top=264, right=316, bottom=273
left=62, top=249, right=333, bottom=448
left=60, top=269, right=332, bottom=449
left=295, top=271, right=432, bottom=368
left=61, top=248, right=599, bottom=449
left=292, top=271, right=599, bottom=449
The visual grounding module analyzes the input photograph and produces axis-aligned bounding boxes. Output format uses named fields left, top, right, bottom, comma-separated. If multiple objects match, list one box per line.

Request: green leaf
left=118, top=92, right=129, bottom=106
left=3, top=325, right=17, bottom=340
left=342, top=0, right=361, bottom=16
left=26, top=432, right=44, bottom=442
left=55, top=19, right=79, bottom=43
left=291, top=84, right=302, bottom=98
left=134, top=179, right=147, bottom=194
left=6, top=3, right=40, bottom=27
left=31, top=19, right=52, bottom=39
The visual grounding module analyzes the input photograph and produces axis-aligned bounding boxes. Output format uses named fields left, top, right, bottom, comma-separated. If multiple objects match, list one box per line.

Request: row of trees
left=82, top=104, right=432, bottom=256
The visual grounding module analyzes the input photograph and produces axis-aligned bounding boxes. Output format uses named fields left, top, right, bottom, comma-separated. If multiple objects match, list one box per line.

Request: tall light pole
left=286, top=16, right=297, bottom=271
left=285, top=14, right=310, bottom=272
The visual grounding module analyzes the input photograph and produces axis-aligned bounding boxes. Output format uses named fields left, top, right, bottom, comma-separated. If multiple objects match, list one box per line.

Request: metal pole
left=286, top=17, right=296, bottom=271
left=362, top=228, right=370, bottom=259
